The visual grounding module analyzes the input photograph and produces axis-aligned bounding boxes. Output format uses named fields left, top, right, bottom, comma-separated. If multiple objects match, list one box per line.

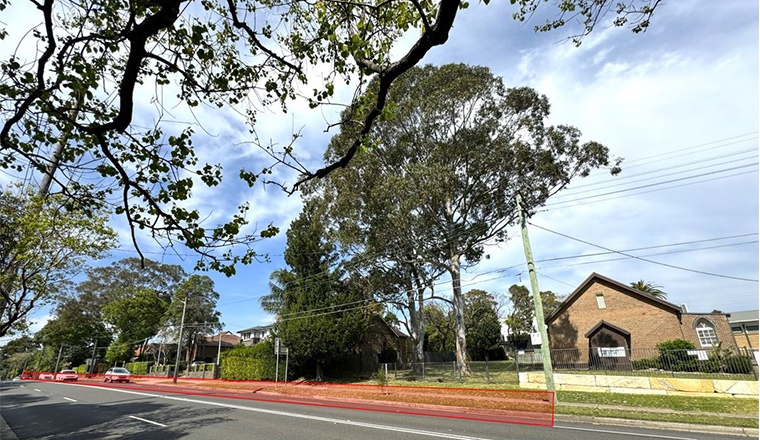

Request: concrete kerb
left=0, top=411, right=19, bottom=440
left=555, top=414, right=759, bottom=437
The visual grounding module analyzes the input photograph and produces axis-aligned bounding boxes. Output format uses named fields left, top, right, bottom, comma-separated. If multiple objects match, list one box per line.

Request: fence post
left=422, top=361, right=425, bottom=381
left=485, top=357, right=490, bottom=383
left=514, top=349, right=520, bottom=376
left=394, top=362, right=397, bottom=380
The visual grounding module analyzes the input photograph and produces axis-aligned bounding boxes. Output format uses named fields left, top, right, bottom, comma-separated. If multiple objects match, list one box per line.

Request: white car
left=56, top=369, right=78, bottom=381
left=103, top=368, right=131, bottom=383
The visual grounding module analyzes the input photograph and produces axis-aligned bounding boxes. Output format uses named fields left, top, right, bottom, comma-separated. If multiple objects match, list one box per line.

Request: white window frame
left=696, top=322, right=719, bottom=347
left=596, top=293, right=606, bottom=309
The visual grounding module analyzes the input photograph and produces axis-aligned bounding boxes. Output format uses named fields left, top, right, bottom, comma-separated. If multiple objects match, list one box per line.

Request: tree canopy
left=630, top=280, right=667, bottom=300
left=0, top=184, right=116, bottom=337
left=0, top=0, right=662, bottom=274
left=323, top=63, right=616, bottom=372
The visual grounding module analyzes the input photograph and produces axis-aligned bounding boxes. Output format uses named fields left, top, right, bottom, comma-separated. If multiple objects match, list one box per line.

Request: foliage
left=105, top=337, right=134, bottom=364
left=375, top=366, right=390, bottom=391
left=261, top=199, right=370, bottom=380
left=76, top=258, right=186, bottom=304
left=103, top=287, right=169, bottom=344
left=325, top=63, right=615, bottom=372
left=124, top=361, right=153, bottom=375
left=505, top=284, right=563, bottom=338
left=423, top=303, right=456, bottom=353
left=657, top=339, right=695, bottom=352
left=464, top=290, right=502, bottom=360
left=0, top=184, right=116, bottom=336
left=220, top=342, right=277, bottom=381
left=630, top=280, right=667, bottom=300
left=165, top=275, right=223, bottom=363
left=378, top=345, right=398, bottom=364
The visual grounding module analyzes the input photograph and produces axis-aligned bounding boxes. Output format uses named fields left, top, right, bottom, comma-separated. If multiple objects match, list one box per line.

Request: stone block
left=528, top=372, right=546, bottom=383
left=712, top=380, right=759, bottom=396
left=557, top=384, right=607, bottom=393
left=555, top=373, right=596, bottom=386
left=596, top=375, right=651, bottom=389
left=609, top=387, right=666, bottom=395
left=665, top=391, right=727, bottom=398
left=649, top=377, right=715, bottom=393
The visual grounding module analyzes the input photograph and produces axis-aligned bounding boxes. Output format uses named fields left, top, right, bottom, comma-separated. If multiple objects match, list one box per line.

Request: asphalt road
left=0, top=381, right=741, bottom=440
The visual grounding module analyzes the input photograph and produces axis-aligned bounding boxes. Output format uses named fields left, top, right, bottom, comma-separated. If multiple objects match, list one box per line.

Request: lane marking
left=63, top=397, right=77, bottom=402
left=49, top=382, right=697, bottom=440
left=52, top=383, right=501, bottom=440
left=128, top=415, right=167, bottom=427
left=554, top=425, right=697, bottom=440
left=33, top=388, right=41, bottom=392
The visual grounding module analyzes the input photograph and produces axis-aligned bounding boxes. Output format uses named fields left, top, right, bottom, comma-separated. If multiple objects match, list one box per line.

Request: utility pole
left=173, top=298, right=188, bottom=384
left=516, top=194, right=557, bottom=402
left=216, top=331, right=223, bottom=366
left=54, top=344, right=64, bottom=375
left=89, top=335, right=98, bottom=375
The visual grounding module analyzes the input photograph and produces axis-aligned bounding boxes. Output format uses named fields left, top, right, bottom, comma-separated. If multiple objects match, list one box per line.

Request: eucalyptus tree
left=0, top=0, right=661, bottom=274
left=325, top=64, right=619, bottom=373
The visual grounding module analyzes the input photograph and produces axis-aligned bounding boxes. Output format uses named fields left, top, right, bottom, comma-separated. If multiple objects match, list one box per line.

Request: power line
left=554, top=151, right=758, bottom=198
left=535, top=233, right=759, bottom=263
left=547, top=163, right=758, bottom=206
left=528, top=222, right=759, bottom=283
left=543, top=169, right=758, bottom=211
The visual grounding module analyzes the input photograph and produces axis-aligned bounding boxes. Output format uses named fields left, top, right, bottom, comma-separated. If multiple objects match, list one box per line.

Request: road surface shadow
left=1, top=392, right=235, bottom=439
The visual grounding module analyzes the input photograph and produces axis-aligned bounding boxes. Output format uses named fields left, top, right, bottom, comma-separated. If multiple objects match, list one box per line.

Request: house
left=189, top=331, right=242, bottom=362
left=729, top=310, right=759, bottom=351
left=545, top=273, right=736, bottom=367
left=359, top=315, right=412, bottom=371
left=237, top=324, right=273, bottom=346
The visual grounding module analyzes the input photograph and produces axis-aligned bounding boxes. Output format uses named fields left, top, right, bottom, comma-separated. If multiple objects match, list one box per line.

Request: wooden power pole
left=516, top=194, right=558, bottom=402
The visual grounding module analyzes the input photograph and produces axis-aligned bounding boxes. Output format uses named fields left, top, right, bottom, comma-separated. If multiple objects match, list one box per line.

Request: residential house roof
left=545, top=272, right=684, bottom=324
left=237, top=324, right=274, bottom=334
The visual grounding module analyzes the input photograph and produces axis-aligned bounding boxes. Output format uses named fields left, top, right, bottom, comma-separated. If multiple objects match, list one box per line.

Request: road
left=0, top=381, right=740, bottom=440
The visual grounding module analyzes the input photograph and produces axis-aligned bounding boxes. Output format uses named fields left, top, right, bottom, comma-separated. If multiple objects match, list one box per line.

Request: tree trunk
left=316, top=362, right=324, bottom=382
left=449, top=255, right=469, bottom=375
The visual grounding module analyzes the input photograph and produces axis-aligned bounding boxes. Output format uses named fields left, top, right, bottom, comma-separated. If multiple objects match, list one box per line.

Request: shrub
left=74, top=365, right=87, bottom=374
left=632, top=357, right=660, bottom=370
left=378, top=346, right=397, bottom=363
left=656, top=339, right=695, bottom=352
left=220, top=340, right=277, bottom=380
left=124, top=361, right=153, bottom=375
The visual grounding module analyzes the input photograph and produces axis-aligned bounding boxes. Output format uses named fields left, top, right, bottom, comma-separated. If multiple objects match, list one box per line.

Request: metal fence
left=518, top=346, right=758, bottom=379
left=380, top=359, right=518, bottom=384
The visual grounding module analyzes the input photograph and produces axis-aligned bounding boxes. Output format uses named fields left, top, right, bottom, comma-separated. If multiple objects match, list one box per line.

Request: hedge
left=220, top=341, right=277, bottom=380
left=125, top=361, right=153, bottom=375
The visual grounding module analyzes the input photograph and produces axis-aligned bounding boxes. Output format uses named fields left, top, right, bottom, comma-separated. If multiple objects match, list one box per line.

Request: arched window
left=695, top=319, right=719, bottom=347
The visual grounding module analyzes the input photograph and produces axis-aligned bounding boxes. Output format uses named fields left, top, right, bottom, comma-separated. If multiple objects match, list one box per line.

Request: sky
left=4, top=0, right=759, bottom=339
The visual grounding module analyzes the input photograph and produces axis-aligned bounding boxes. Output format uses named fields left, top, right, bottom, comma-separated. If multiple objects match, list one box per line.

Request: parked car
left=12, top=376, right=20, bottom=382
left=39, top=373, right=55, bottom=380
left=103, top=368, right=131, bottom=383
left=56, top=370, right=78, bottom=381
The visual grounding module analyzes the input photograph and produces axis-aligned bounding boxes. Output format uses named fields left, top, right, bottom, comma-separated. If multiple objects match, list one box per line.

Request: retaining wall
left=519, top=372, right=759, bottom=398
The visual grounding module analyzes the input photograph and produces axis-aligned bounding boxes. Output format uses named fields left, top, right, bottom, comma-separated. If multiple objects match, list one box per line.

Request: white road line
left=47, top=383, right=699, bottom=440
left=33, top=388, right=41, bottom=392
left=63, top=397, right=77, bottom=402
left=554, top=425, right=698, bottom=440
left=128, top=415, right=167, bottom=427
left=51, top=384, right=501, bottom=440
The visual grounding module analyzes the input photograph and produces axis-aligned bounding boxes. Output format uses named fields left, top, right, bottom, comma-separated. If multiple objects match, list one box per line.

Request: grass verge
left=558, top=390, right=759, bottom=414
left=556, top=405, right=759, bottom=428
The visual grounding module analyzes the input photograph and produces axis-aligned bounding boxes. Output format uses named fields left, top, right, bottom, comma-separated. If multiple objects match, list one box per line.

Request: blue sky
left=4, top=0, right=758, bottom=338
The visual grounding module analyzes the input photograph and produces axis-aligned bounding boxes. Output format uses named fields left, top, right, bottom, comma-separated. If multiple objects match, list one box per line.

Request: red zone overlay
left=22, top=371, right=554, bottom=427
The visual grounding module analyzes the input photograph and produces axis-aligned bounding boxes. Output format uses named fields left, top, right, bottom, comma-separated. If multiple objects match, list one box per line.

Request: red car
left=56, top=370, right=78, bottom=381
left=39, top=373, right=55, bottom=380
left=103, top=368, right=131, bottom=383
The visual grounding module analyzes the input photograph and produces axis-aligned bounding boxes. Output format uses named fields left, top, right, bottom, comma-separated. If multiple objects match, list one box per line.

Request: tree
left=0, top=0, right=662, bottom=273
left=76, top=258, right=187, bottom=305
left=0, top=184, right=116, bottom=337
left=102, top=287, right=170, bottom=352
left=423, top=303, right=456, bottom=353
left=164, top=275, right=222, bottom=363
left=630, top=280, right=667, bottom=300
left=261, top=200, right=370, bottom=380
left=464, top=289, right=502, bottom=360
left=325, top=64, right=616, bottom=373
left=505, top=284, right=563, bottom=343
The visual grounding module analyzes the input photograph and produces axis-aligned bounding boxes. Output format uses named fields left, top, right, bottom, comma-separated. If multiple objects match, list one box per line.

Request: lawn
left=558, top=390, right=759, bottom=414
left=542, top=368, right=757, bottom=381
left=556, top=405, right=759, bottom=428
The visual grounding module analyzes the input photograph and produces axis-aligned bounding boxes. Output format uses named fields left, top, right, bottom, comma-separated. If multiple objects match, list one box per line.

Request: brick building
left=545, top=273, right=736, bottom=365
left=729, top=310, right=759, bottom=351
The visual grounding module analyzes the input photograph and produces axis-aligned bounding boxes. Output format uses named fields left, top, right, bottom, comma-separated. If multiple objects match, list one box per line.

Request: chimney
left=680, top=304, right=689, bottom=313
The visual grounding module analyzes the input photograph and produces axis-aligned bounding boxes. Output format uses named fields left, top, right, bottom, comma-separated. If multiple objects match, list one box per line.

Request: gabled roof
left=545, top=272, right=682, bottom=324
left=584, top=320, right=631, bottom=338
